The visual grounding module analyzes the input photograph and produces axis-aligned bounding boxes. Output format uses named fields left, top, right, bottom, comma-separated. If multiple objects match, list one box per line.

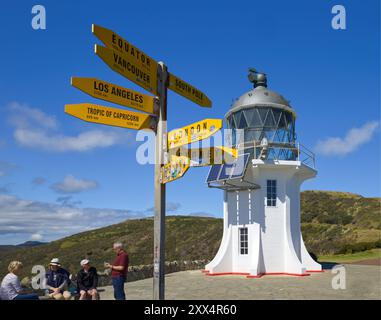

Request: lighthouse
left=204, top=69, right=322, bottom=277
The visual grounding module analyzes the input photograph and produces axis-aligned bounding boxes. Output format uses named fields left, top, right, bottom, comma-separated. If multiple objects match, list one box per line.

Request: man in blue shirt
left=45, top=258, right=71, bottom=300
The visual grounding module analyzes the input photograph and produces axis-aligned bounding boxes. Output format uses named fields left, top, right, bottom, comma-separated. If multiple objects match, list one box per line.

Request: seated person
left=77, top=259, right=98, bottom=300
left=45, top=258, right=71, bottom=300
left=0, top=261, right=39, bottom=300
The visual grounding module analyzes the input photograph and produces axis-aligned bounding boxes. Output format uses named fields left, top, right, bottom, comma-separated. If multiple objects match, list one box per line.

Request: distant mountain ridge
left=0, top=190, right=379, bottom=279
left=0, top=241, right=46, bottom=251
left=17, top=241, right=47, bottom=247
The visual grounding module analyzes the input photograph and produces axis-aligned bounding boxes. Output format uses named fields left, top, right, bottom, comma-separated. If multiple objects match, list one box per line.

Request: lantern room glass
left=226, top=106, right=296, bottom=160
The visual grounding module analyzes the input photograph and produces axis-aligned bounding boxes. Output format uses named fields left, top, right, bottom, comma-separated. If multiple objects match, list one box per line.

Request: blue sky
left=0, top=0, right=379, bottom=244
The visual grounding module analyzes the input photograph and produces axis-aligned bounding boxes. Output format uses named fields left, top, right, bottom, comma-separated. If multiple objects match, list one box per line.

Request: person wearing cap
left=45, top=258, right=71, bottom=300
left=104, top=242, right=129, bottom=300
left=76, top=259, right=98, bottom=300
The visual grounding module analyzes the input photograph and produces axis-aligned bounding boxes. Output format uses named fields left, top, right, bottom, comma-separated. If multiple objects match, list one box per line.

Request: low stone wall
left=20, top=260, right=210, bottom=289
left=97, top=259, right=209, bottom=286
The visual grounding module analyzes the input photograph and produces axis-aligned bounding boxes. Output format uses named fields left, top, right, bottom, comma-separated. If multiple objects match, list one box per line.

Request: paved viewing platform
left=99, top=264, right=381, bottom=300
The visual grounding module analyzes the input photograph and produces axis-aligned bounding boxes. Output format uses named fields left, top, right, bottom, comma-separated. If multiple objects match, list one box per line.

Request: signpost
left=66, top=24, right=224, bottom=300
left=172, top=146, right=238, bottom=167
left=159, top=147, right=237, bottom=184
left=167, top=119, right=222, bottom=149
left=160, top=155, right=190, bottom=184
left=65, top=103, right=157, bottom=130
left=92, top=24, right=157, bottom=75
left=153, top=62, right=168, bottom=300
left=71, top=77, right=159, bottom=114
left=95, top=44, right=158, bottom=95
left=168, top=73, right=212, bottom=107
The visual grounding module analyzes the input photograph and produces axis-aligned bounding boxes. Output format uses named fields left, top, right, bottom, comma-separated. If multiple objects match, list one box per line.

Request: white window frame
left=266, top=179, right=277, bottom=207
left=239, top=227, right=248, bottom=255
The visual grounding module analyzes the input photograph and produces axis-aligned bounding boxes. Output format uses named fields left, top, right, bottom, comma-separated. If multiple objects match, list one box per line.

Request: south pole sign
left=168, top=73, right=211, bottom=108
left=65, top=24, right=228, bottom=300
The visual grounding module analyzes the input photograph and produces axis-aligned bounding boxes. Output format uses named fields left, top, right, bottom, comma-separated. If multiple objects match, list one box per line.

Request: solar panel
left=229, top=153, right=250, bottom=179
left=206, top=164, right=222, bottom=182
left=206, top=153, right=250, bottom=183
left=218, top=164, right=233, bottom=180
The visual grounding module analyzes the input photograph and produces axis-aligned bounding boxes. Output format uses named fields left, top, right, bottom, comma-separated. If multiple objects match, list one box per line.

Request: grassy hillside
left=318, top=249, right=381, bottom=264
left=0, top=216, right=222, bottom=279
left=301, top=191, right=381, bottom=255
left=0, top=191, right=379, bottom=279
left=0, top=241, right=45, bottom=253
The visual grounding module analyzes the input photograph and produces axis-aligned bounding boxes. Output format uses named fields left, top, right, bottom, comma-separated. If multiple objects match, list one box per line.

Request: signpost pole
left=153, top=61, right=168, bottom=300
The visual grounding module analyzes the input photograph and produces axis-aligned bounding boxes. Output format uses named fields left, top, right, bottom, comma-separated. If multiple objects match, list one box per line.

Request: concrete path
left=99, top=264, right=381, bottom=300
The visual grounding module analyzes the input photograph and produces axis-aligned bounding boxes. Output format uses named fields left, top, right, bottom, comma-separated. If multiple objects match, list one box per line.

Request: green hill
left=0, top=216, right=222, bottom=279
left=301, top=191, right=381, bottom=254
left=0, top=191, right=379, bottom=279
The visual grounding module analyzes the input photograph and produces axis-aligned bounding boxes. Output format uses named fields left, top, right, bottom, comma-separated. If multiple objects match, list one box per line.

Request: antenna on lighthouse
left=248, top=68, right=267, bottom=88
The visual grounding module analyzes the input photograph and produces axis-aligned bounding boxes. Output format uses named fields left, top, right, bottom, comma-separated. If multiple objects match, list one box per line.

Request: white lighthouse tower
left=204, top=69, right=322, bottom=277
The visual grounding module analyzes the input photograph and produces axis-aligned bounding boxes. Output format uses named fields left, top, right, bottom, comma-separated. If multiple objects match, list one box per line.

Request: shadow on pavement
left=319, top=261, right=339, bottom=270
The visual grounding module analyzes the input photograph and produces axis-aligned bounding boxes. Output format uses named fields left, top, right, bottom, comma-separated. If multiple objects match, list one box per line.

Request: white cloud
left=30, top=233, right=43, bottom=241
left=7, top=102, right=132, bottom=152
left=8, top=102, right=58, bottom=130
left=0, top=193, right=149, bottom=244
left=14, top=128, right=125, bottom=152
left=51, top=175, right=98, bottom=194
left=314, top=121, right=379, bottom=156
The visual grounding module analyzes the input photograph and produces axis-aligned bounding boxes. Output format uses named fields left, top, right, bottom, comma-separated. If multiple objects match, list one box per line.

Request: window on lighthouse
left=239, top=228, right=248, bottom=255
left=266, top=180, right=277, bottom=207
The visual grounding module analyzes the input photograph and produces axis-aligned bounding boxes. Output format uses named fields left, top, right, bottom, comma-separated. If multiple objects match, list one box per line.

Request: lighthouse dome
left=226, top=85, right=293, bottom=116
left=225, top=70, right=297, bottom=160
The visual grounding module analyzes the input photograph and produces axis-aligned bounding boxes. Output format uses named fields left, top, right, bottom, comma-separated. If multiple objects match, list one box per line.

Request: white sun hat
left=49, top=258, right=61, bottom=266
left=80, top=259, right=90, bottom=266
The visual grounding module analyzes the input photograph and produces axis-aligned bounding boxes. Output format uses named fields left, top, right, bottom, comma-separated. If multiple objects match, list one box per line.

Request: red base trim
left=306, top=269, right=324, bottom=273
left=247, top=272, right=310, bottom=278
left=203, top=270, right=312, bottom=278
left=206, top=272, right=250, bottom=276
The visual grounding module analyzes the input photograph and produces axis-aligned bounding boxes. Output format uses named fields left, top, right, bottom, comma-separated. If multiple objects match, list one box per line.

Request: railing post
left=297, top=142, right=300, bottom=161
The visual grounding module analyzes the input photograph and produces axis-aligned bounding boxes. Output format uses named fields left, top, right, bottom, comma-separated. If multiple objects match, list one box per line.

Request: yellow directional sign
left=92, top=24, right=157, bottom=76
left=160, top=155, right=190, bottom=184
left=168, top=73, right=211, bottom=108
left=171, top=146, right=238, bottom=166
left=95, top=44, right=157, bottom=95
left=168, top=119, right=222, bottom=149
left=71, top=77, right=158, bottom=114
left=65, top=103, right=157, bottom=131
